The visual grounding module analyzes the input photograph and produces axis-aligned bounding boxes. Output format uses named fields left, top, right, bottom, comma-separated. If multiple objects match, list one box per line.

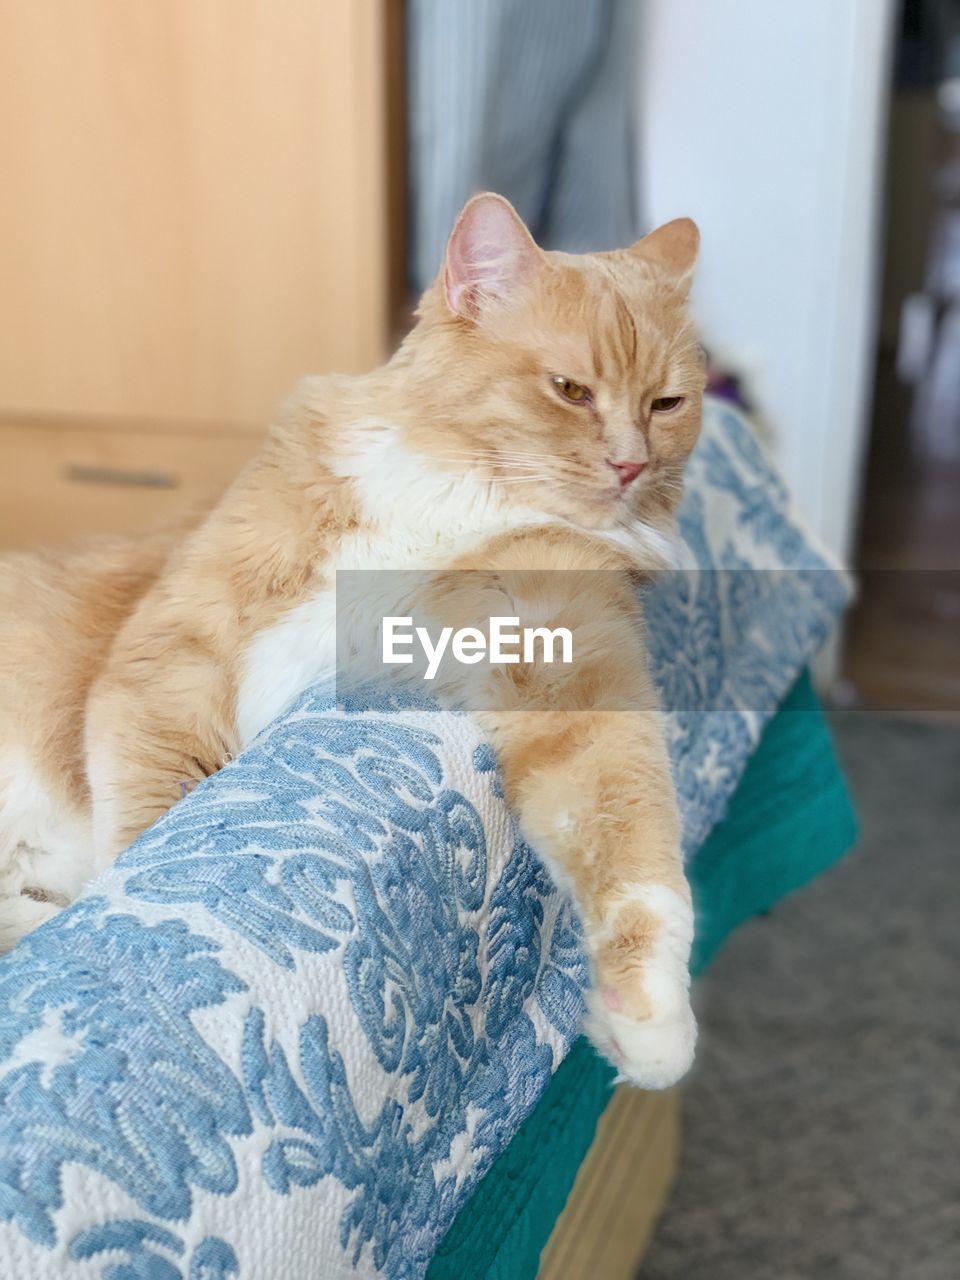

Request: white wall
left=639, top=0, right=896, bottom=564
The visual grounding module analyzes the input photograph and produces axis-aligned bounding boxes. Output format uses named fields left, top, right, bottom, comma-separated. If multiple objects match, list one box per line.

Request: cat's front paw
left=582, top=884, right=696, bottom=1090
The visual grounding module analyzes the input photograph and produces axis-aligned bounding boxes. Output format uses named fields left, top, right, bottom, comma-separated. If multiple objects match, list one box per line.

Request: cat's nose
left=607, top=459, right=647, bottom=487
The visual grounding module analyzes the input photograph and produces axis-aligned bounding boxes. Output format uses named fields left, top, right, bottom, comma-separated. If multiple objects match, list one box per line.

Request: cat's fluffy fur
left=0, top=194, right=705, bottom=1087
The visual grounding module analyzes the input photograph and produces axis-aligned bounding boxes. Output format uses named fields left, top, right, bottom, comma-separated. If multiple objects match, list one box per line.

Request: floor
left=843, top=355, right=960, bottom=716
left=639, top=712, right=960, bottom=1280
left=842, top=77, right=959, bottom=715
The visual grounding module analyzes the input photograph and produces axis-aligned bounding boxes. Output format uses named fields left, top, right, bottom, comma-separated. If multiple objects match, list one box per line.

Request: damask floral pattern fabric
left=0, top=402, right=849, bottom=1279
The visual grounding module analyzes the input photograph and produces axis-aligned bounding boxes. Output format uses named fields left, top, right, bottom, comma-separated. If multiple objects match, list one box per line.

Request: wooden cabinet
left=0, top=0, right=395, bottom=547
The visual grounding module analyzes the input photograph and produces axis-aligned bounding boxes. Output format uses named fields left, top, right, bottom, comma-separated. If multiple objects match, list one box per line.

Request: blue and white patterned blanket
left=0, top=402, right=848, bottom=1280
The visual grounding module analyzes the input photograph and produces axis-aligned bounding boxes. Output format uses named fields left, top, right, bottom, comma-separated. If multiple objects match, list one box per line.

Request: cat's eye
left=552, top=376, right=592, bottom=404
left=651, top=396, right=684, bottom=413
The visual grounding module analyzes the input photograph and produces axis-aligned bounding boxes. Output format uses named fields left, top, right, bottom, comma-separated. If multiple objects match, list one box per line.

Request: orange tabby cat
left=0, top=193, right=704, bottom=1087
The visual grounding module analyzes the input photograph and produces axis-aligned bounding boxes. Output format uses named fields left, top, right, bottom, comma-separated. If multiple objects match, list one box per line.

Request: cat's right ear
left=443, top=193, right=543, bottom=320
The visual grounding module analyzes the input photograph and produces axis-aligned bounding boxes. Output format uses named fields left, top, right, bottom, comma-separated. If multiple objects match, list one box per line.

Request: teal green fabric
left=428, top=673, right=858, bottom=1279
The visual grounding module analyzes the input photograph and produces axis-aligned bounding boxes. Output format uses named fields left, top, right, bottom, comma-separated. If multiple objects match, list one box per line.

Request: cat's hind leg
left=0, top=878, right=63, bottom=952
left=0, top=751, right=94, bottom=951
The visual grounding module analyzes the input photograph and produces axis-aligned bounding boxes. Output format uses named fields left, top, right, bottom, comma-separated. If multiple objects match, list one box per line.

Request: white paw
left=583, top=884, right=697, bottom=1090
left=583, top=973, right=697, bottom=1089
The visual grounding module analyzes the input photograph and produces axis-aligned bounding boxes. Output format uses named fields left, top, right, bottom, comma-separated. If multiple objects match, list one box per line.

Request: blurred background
left=0, top=1, right=957, bottom=1276
left=1, top=0, right=956, bottom=713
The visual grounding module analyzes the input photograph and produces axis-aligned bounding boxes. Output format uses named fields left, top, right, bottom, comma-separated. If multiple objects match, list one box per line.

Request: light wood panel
left=0, top=0, right=389, bottom=433
left=0, top=421, right=261, bottom=550
left=538, top=1087, right=679, bottom=1280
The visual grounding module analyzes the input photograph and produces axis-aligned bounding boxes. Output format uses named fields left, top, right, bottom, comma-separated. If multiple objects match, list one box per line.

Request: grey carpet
left=639, top=713, right=960, bottom=1280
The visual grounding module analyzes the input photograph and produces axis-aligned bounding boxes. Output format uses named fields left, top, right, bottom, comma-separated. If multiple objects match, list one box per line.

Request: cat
left=0, top=193, right=704, bottom=1088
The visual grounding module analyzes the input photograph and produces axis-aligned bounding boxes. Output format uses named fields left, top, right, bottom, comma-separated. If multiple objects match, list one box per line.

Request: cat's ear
left=628, top=218, right=700, bottom=282
left=443, top=193, right=543, bottom=319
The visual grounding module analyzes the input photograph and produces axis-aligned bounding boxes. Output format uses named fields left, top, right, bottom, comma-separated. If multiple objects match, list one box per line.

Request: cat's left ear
left=628, top=218, right=700, bottom=285
left=443, top=193, right=543, bottom=320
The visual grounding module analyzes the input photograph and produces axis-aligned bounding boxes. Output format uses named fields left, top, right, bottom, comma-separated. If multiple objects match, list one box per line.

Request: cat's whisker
left=435, top=455, right=559, bottom=471
left=434, top=447, right=584, bottom=466
left=440, top=459, right=578, bottom=474
left=452, top=465, right=591, bottom=484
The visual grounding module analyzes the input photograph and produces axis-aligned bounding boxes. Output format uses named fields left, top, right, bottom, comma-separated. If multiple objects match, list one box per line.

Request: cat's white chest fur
left=235, top=427, right=546, bottom=747
left=235, top=421, right=681, bottom=748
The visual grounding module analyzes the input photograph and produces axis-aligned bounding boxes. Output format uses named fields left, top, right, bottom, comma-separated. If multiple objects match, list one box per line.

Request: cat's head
left=407, top=193, right=704, bottom=529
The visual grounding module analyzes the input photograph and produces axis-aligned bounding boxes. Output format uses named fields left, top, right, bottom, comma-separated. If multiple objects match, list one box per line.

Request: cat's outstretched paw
left=583, top=971, right=697, bottom=1089
left=582, top=885, right=697, bottom=1090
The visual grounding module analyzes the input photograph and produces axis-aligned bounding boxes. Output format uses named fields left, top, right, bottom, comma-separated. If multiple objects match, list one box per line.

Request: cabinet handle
left=63, top=463, right=179, bottom=489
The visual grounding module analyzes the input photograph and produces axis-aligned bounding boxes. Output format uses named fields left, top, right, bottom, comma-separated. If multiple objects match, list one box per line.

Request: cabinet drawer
left=0, top=422, right=262, bottom=550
